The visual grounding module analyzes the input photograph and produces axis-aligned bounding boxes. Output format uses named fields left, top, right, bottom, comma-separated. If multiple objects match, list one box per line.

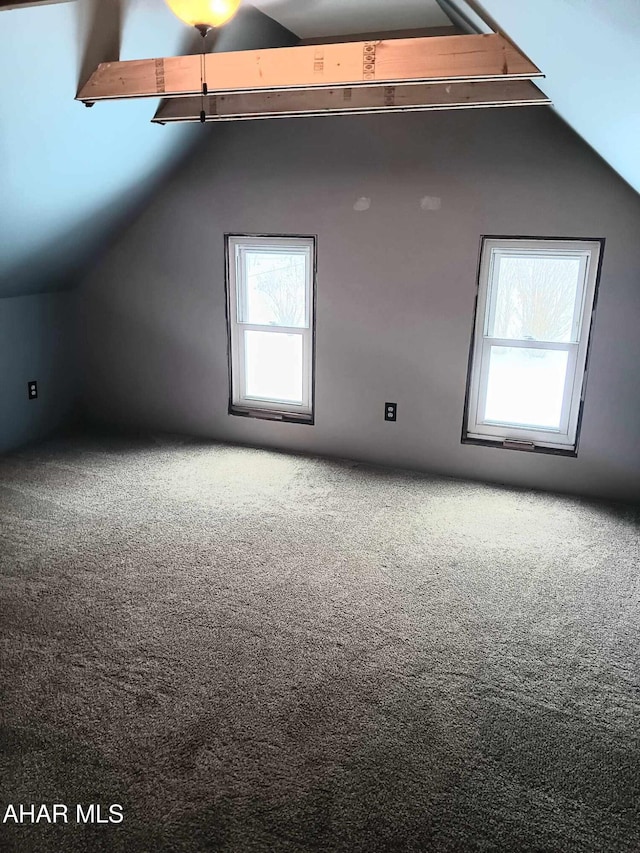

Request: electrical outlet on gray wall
left=28, top=381, right=38, bottom=400
left=385, top=402, right=397, bottom=422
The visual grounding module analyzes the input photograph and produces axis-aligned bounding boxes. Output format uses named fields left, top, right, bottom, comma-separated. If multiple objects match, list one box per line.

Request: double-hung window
left=464, top=237, right=602, bottom=453
left=226, top=235, right=316, bottom=423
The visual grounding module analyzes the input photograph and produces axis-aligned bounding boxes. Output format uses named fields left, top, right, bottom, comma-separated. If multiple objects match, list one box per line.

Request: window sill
left=229, top=405, right=314, bottom=426
left=461, top=435, right=578, bottom=457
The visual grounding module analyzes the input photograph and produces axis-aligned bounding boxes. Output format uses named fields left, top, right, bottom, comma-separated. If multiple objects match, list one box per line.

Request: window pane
left=239, top=250, right=308, bottom=328
left=483, top=346, right=568, bottom=430
left=489, top=255, right=582, bottom=342
left=245, top=331, right=303, bottom=404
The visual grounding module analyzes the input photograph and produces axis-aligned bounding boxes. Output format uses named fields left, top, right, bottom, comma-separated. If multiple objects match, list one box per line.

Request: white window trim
left=464, top=237, right=602, bottom=453
left=226, top=234, right=316, bottom=423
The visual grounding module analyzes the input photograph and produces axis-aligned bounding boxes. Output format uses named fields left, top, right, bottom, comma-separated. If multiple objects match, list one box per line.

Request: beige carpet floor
left=1, top=432, right=639, bottom=853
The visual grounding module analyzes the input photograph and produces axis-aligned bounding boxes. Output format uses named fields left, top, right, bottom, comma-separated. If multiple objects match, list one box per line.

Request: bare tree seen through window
left=492, top=256, right=580, bottom=344
left=246, top=253, right=307, bottom=327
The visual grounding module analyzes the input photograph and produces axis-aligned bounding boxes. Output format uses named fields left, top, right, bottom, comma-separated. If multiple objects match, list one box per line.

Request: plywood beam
left=77, top=33, right=542, bottom=104
left=152, top=80, right=550, bottom=123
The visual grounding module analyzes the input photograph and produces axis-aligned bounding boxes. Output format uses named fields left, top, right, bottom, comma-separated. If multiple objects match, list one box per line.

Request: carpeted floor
left=1, top=432, right=639, bottom=853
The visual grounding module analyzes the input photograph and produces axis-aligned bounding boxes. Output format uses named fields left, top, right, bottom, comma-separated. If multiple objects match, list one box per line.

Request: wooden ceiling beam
left=77, top=33, right=542, bottom=104
left=152, top=80, right=550, bottom=123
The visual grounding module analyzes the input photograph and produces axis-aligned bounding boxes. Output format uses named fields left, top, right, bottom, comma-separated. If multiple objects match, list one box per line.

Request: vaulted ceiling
left=252, top=0, right=451, bottom=38
left=0, top=0, right=298, bottom=298
left=477, top=0, right=640, bottom=200
left=0, top=0, right=638, bottom=299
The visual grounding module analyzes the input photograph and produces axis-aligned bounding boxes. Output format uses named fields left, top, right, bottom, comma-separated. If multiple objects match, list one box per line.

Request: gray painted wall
left=77, top=107, right=640, bottom=501
left=0, top=293, right=77, bottom=454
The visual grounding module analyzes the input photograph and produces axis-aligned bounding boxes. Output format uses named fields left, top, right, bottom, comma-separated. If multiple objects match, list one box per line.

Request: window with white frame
left=225, top=235, right=316, bottom=422
left=464, top=237, right=602, bottom=453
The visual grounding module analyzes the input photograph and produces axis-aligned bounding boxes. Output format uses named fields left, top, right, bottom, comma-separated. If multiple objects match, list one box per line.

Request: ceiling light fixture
left=165, top=0, right=242, bottom=33
left=164, top=0, right=242, bottom=122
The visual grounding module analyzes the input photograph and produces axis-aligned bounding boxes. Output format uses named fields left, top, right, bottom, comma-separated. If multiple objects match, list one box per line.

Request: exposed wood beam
left=440, top=0, right=539, bottom=69
left=77, top=33, right=542, bottom=104
left=152, top=80, right=551, bottom=123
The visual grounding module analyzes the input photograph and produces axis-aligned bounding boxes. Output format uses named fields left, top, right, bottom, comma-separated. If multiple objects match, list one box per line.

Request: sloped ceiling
left=464, top=0, right=640, bottom=195
left=0, top=0, right=297, bottom=298
left=0, top=0, right=188, bottom=297
left=253, top=0, right=451, bottom=38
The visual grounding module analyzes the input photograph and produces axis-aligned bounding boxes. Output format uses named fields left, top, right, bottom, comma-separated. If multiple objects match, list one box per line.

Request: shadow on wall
left=76, top=287, right=225, bottom=437
left=0, top=292, right=78, bottom=454
left=2, top=155, right=197, bottom=298
left=77, top=0, right=125, bottom=93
